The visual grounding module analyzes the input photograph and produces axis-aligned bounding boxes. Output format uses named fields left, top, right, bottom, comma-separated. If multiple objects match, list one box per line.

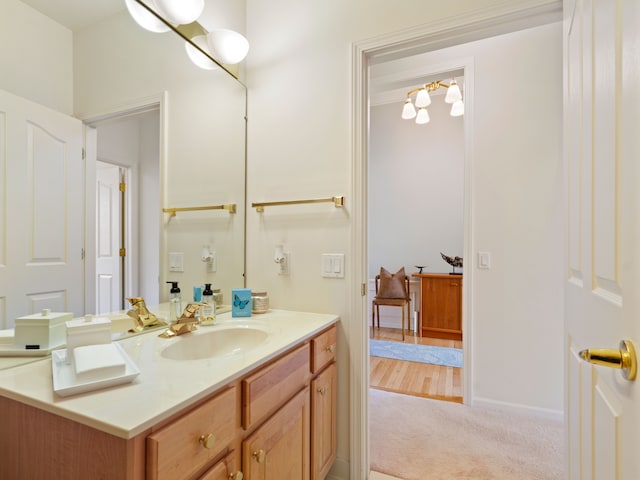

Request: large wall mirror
left=0, top=0, right=246, bottom=330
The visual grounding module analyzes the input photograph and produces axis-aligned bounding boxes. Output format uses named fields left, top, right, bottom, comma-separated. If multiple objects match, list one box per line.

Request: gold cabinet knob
left=579, top=339, right=637, bottom=381
left=326, top=344, right=335, bottom=354
left=252, top=449, right=266, bottom=463
left=229, top=472, right=244, bottom=480
left=317, top=386, right=328, bottom=396
left=199, top=433, right=216, bottom=449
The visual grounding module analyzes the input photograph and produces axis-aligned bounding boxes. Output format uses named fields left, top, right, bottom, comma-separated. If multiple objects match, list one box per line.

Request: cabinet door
left=242, top=387, right=310, bottom=480
left=311, top=363, right=336, bottom=480
left=422, top=277, right=462, bottom=338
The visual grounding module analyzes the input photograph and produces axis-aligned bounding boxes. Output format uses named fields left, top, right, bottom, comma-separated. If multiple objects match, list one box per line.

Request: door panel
left=96, top=161, right=121, bottom=314
left=0, top=88, right=84, bottom=327
left=564, top=0, right=639, bottom=478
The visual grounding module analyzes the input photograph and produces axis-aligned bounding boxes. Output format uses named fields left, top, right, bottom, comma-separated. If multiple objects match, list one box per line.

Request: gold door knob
left=579, top=339, right=637, bottom=381
left=326, top=344, right=335, bottom=353
left=252, top=449, right=266, bottom=463
left=229, top=472, right=243, bottom=480
left=317, top=386, right=328, bottom=396
left=199, top=433, right=216, bottom=449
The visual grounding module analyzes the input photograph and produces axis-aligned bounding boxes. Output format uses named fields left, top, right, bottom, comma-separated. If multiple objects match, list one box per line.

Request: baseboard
left=471, top=396, right=564, bottom=422
left=326, top=458, right=349, bottom=480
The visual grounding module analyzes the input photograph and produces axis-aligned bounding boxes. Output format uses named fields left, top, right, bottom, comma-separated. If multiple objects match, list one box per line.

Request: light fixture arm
left=405, top=80, right=454, bottom=97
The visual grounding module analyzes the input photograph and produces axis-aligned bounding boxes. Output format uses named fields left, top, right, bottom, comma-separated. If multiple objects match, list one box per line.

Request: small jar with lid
left=251, top=291, right=269, bottom=314
left=213, top=289, right=223, bottom=307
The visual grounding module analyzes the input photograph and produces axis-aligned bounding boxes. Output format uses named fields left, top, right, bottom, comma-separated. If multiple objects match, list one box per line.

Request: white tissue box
left=14, top=310, right=72, bottom=350
left=66, top=316, right=112, bottom=353
left=73, top=343, right=126, bottom=381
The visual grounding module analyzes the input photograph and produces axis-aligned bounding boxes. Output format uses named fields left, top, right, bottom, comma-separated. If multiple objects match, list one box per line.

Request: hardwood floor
left=369, top=326, right=463, bottom=403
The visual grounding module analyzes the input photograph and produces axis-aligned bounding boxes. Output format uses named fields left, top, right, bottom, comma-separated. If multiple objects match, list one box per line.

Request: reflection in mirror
left=0, top=1, right=247, bottom=355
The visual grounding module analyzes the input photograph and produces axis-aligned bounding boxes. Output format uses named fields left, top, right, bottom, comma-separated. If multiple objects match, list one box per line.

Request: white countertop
left=0, top=309, right=338, bottom=439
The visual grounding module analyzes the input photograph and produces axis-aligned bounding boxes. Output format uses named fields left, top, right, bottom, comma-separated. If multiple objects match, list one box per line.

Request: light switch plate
left=322, top=253, right=345, bottom=278
left=169, top=252, right=184, bottom=272
left=478, top=251, right=491, bottom=269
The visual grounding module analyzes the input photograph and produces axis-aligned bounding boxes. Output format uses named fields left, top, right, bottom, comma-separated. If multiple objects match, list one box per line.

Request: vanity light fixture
left=401, top=79, right=464, bottom=124
left=125, top=0, right=250, bottom=71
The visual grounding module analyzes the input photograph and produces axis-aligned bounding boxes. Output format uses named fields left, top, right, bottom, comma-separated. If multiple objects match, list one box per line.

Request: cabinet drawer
left=197, top=451, right=241, bottom=480
left=311, top=326, right=337, bottom=374
left=147, top=387, right=237, bottom=480
left=242, top=343, right=310, bottom=430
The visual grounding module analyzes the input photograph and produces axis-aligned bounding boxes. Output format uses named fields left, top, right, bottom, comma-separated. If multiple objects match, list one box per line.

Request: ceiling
left=21, top=0, right=125, bottom=31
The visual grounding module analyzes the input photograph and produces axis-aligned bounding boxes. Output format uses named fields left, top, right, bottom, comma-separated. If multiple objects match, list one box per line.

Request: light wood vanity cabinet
left=242, top=386, right=311, bottom=480
left=147, top=387, right=237, bottom=480
left=0, top=323, right=337, bottom=480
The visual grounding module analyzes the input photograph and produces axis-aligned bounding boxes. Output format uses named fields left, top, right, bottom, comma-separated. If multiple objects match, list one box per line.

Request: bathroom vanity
left=0, top=309, right=338, bottom=480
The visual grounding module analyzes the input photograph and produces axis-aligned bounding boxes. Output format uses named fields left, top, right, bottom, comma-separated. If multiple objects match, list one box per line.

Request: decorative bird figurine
left=441, top=253, right=463, bottom=274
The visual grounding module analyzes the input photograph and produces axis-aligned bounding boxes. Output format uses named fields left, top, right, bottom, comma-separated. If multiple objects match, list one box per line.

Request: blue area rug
left=369, top=339, right=463, bottom=368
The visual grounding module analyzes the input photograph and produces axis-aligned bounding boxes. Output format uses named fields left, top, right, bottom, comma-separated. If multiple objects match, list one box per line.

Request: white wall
left=369, top=98, right=464, bottom=277
left=0, top=0, right=73, bottom=114
left=379, top=24, right=565, bottom=415
left=245, top=1, right=564, bottom=474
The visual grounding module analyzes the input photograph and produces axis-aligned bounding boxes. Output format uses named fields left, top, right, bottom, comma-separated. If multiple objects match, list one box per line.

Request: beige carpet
left=369, top=389, right=563, bottom=480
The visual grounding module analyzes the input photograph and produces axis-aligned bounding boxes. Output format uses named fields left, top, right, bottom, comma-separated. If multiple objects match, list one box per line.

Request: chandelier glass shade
left=402, top=79, right=464, bottom=124
left=125, top=0, right=249, bottom=70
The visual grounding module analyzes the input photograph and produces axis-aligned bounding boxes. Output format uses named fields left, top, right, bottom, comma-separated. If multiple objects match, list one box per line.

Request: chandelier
left=401, top=80, right=464, bottom=124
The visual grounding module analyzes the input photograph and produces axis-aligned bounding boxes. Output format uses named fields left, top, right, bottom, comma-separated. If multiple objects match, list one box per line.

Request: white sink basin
left=160, top=325, right=269, bottom=361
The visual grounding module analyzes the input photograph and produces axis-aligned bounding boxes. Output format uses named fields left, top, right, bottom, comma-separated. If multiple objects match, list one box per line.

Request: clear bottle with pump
left=166, top=281, right=182, bottom=322
left=201, top=283, right=216, bottom=325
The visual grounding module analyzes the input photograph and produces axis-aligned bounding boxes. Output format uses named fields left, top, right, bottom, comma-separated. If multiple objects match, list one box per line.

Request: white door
left=95, top=161, right=122, bottom=314
left=0, top=89, right=84, bottom=327
left=565, top=0, right=640, bottom=478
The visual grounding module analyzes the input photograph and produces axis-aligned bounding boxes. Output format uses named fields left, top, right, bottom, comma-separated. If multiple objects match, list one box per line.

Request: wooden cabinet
left=242, top=387, right=311, bottom=480
left=413, top=273, right=463, bottom=340
left=147, top=387, right=237, bottom=480
left=0, top=324, right=337, bottom=480
left=311, top=363, right=336, bottom=480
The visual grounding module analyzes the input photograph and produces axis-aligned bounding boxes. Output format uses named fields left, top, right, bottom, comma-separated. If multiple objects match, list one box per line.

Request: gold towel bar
left=163, top=204, right=237, bottom=217
left=251, top=196, right=344, bottom=212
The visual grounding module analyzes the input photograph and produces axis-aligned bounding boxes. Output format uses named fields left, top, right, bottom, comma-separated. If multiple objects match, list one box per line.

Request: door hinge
left=119, top=247, right=126, bottom=257
left=81, top=248, right=85, bottom=260
left=361, top=283, right=366, bottom=296
left=119, top=182, right=126, bottom=192
left=82, top=148, right=86, bottom=160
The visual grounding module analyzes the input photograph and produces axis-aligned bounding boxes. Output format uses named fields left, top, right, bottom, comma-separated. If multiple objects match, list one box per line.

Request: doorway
left=367, top=65, right=466, bottom=403
left=85, top=104, right=162, bottom=314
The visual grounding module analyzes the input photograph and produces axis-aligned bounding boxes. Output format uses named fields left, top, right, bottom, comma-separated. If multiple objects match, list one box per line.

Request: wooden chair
left=372, top=274, right=411, bottom=341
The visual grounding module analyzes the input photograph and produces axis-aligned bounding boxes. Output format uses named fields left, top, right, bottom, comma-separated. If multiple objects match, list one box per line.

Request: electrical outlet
left=278, top=252, right=290, bottom=275
left=207, top=251, right=217, bottom=272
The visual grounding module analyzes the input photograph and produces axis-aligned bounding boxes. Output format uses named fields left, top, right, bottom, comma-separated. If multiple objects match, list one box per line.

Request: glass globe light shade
left=185, top=35, right=218, bottom=70
left=401, top=99, right=417, bottom=119
left=415, top=107, right=430, bottom=124
left=450, top=100, right=465, bottom=117
left=207, top=29, right=250, bottom=65
left=125, top=0, right=170, bottom=33
left=155, top=0, right=204, bottom=25
left=445, top=81, right=462, bottom=104
left=415, top=88, right=431, bottom=108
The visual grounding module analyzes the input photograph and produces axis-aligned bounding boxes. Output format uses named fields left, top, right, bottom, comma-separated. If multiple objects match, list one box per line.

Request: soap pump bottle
left=201, top=283, right=216, bottom=325
left=166, top=281, right=182, bottom=322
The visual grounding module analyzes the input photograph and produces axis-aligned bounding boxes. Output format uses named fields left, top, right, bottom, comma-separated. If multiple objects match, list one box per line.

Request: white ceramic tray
left=51, top=343, right=140, bottom=397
